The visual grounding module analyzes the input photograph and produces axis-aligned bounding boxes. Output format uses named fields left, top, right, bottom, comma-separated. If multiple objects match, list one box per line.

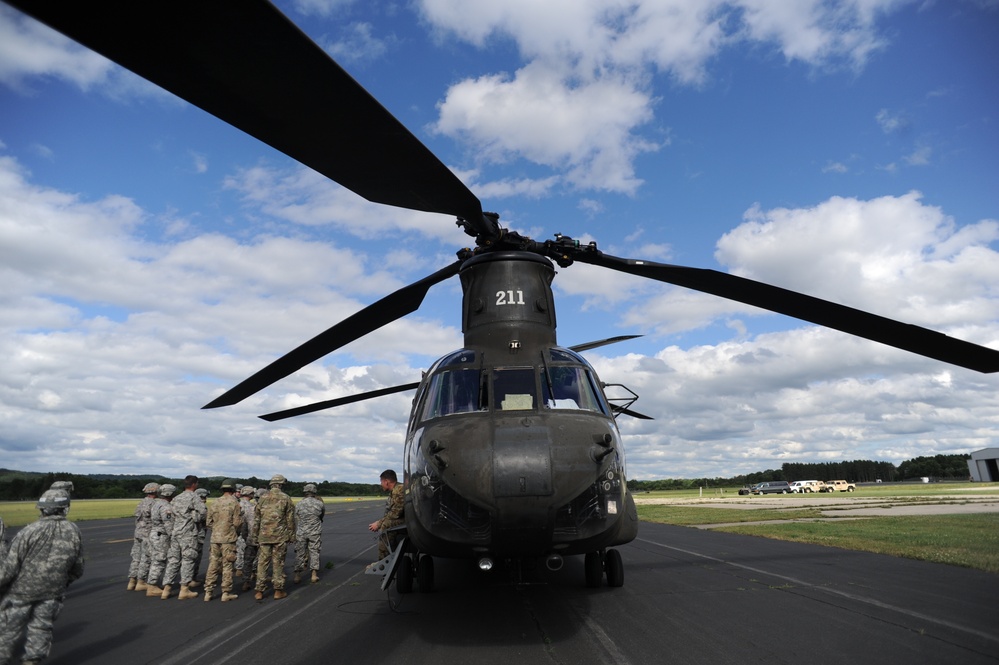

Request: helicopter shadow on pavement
left=318, top=556, right=597, bottom=661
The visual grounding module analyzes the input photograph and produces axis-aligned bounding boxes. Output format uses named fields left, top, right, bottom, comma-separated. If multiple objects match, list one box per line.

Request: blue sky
left=1, top=0, right=997, bottom=483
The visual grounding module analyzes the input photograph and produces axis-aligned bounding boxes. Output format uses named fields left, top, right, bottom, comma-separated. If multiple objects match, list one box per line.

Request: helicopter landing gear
left=584, top=548, right=624, bottom=588
left=396, top=555, right=414, bottom=593
left=416, top=554, right=435, bottom=592
left=392, top=553, right=435, bottom=594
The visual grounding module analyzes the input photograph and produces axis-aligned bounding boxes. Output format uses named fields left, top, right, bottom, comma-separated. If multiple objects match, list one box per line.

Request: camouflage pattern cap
left=240, top=486, right=255, bottom=497
left=37, top=488, right=71, bottom=511
left=269, top=474, right=287, bottom=486
left=50, top=480, right=74, bottom=493
left=159, top=483, right=177, bottom=497
left=303, top=483, right=317, bottom=494
left=195, top=488, right=209, bottom=498
left=142, top=482, right=161, bottom=494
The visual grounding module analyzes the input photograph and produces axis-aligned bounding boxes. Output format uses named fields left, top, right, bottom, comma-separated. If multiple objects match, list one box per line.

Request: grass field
left=635, top=482, right=999, bottom=574
left=0, top=496, right=379, bottom=528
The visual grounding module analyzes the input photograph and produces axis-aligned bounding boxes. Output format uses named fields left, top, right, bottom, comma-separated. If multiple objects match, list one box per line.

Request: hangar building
left=967, top=448, right=999, bottom=482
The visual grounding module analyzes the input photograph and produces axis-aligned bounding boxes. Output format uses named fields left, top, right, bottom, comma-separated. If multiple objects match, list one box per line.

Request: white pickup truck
left=824, top=480, right=856, bottom=492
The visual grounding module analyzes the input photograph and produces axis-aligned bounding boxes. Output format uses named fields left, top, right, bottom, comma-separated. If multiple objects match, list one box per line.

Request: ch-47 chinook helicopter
left=13, top=0, right=999, bottom=592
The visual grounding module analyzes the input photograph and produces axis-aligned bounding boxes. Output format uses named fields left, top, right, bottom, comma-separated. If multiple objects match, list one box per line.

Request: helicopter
left=11, top=0, right=999, bottom=592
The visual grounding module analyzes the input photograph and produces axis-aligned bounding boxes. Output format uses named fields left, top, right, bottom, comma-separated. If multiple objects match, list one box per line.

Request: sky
left=0, top=0, right=997, bottom=484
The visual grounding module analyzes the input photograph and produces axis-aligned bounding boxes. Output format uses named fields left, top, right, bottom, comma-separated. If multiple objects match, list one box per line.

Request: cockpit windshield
left=419, top=369, right=483, bottom=421
left=541, top=365, right=604, bottom=413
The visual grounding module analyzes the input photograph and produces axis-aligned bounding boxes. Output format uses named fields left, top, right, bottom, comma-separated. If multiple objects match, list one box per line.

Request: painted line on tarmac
left=637, top=537, right=999, bottom=648
left=155, top=541, right=378, bottom=665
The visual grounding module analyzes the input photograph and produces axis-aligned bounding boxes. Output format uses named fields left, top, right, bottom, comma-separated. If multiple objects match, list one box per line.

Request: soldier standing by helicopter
left=238, top=486, right=258, bottom=592
left=127, top=482, right=159, bottom=592
left=252, top=474, right=296, bottom=600
left=144, top=483, right=175, bottom=597
left=0, top=488, right=84, bottom=665
left=367, top=469, right=404, bottom=562
left=293, top=483, right=325, bottom=584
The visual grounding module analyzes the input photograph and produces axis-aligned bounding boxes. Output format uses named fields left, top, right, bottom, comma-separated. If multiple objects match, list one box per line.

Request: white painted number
left=496, top=290, right=525, bottom=306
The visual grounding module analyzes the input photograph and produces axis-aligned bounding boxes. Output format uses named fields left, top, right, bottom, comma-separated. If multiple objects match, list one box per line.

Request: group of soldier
left=128, top=474, right=326, bottom=603
left=0, top=469, right=401, bottom=664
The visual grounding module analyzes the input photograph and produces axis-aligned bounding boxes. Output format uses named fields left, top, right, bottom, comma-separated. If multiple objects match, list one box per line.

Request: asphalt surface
left=6, top=502, right=997, bottom=664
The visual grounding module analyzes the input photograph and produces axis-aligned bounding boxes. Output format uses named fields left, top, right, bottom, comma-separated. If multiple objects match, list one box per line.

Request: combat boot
left=311, top=570, right=319, bottom=584
left=221, top=592, right=239, bottom=602
left=293, top=571, right=301, bottom=584
left=273, top=589, right=287, bottom=600
left=134, top=579, right=147, bottom=592
left=187, top=579, right=201, bottom=589
left=241, top=579, right=253, bottom=592
left=145, top=584, right=163, bottom=597
left=178, top=584, right=198, bottom=600
left=127, top=577, right=137, bottom=591
left=254, top=590, right=264, bottom=601
left=160, top=584, right=173, bottom=599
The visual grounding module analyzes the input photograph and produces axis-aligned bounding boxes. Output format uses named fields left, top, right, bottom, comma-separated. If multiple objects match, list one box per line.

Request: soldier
left=293, top=483, right=326, bottom=584
left=0, top=489, right=84, bottom=665
left=204, top=479, right=243, bottom=602
left=144, top=483, right=175, bottom=597
left=0, top=515, right=7, bottom=560
left=191, top=487, right=209, bottom=587
left=128, top=482, right=159, bottom=592
left=252, top=474, right=296, bottom=600
left=368, top=469, right=405, bottom=562
left=161, top=475, right=206, bottom=600
left=238, top=486, right=258, bottom=592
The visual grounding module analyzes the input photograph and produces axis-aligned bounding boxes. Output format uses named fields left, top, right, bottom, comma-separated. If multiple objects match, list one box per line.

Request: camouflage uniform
left=163, top=487, right=206, bottom=589
left=253, top=479, right=296, bottom=595
left=0, top=490, right=84, bottom=665
left=376, top=482, right=405, bottom=559
left=0, top=516, right=6, bottom=560
left=145, top=489, right=175, bottom=589
left=128, top=485, right=158, bottom=588
left=238, top=488, right=258, bottom=588
left=204, top=488, right=243, bottom=599
left=192, top=488, right=208, bottom=582
left=294, top=491, right=325, bottom=577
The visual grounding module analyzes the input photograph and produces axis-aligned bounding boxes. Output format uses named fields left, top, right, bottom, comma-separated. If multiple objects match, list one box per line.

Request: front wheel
left=417, top=555, right=435, bottom=593
left=396, top=556, right=414, bottom=594
left=584, top=551, right=603, bottom=588
left=605, top=549, right=624, bottom=587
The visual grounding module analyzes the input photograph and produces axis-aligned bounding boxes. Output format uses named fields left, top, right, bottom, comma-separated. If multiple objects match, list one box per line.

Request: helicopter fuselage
left=401, top=251, right=639, bottom=561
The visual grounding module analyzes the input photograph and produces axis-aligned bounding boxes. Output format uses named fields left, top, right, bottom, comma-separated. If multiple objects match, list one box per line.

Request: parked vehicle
left=825, top=480, right=856, bottom=492
left=750, top=481, right=791, bottom=495
left=790, top=480, right=824, bottom=493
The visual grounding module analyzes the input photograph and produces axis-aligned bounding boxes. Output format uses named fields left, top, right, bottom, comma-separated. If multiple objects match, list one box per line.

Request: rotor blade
left=576, top=252, right=999, bottom=374
left=8, top=0, right=495, bottom=235
left=569, top=335, right=642, bottom=353
left=204, top=260, right=462, bottom=409
left=259, top=382, right=420, bottom=422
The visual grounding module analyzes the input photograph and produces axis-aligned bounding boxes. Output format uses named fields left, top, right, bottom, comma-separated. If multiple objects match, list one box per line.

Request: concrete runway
left=9, top=501, right=997, bottom=664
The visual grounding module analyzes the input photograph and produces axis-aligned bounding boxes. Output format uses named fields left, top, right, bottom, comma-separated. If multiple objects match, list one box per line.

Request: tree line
left=627, top=454, right=972, bottom=492
left=0, top=470, right=382, bottom=502
left=1, top=453, right=975, bottom=501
